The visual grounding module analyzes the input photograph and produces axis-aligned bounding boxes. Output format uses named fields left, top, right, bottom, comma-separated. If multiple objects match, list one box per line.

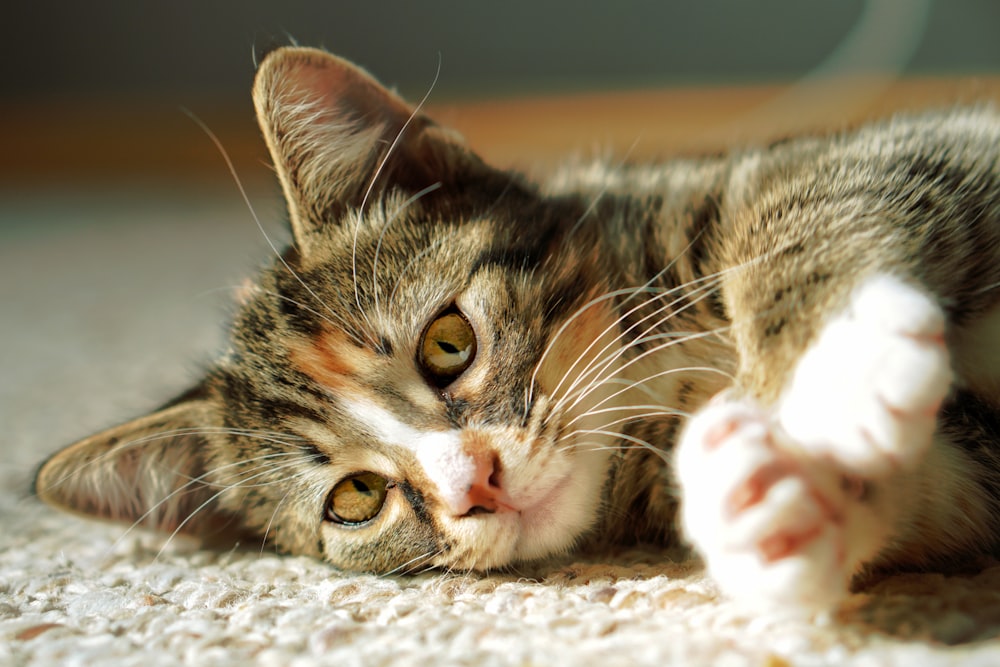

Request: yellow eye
left=420, top=311, right=477, bottom=384
left=326, top=472, right=389, bottom=525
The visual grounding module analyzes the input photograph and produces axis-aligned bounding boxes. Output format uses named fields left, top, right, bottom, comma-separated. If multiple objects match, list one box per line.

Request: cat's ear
left=34, top=393, right=232, bottom=536
left=252, top=46, right=483, bottom=252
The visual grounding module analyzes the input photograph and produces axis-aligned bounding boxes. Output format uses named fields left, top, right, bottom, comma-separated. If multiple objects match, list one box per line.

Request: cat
left=33, top=46, right=1000, bottom=611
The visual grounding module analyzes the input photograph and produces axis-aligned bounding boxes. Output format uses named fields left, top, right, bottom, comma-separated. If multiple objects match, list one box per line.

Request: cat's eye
left=326, top=472, right=389, bottom=525
left=419, top=311, right=477, bottom=385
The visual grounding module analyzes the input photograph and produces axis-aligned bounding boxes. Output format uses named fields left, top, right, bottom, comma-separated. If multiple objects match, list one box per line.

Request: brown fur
left=35, top=47, right=1000, bottom=586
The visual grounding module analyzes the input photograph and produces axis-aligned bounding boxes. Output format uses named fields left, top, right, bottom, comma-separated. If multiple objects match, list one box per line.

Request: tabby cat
left=34, top=46, right=1000, bottom=610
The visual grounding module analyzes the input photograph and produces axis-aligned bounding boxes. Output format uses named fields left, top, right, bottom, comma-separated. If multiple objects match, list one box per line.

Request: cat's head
left=34, top=47, right=633, bottom=573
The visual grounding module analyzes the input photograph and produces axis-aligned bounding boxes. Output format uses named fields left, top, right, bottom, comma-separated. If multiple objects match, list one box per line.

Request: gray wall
left=6, top=1, right=999, bottom=103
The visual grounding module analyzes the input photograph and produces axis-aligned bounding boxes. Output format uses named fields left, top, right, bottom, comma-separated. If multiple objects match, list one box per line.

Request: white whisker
left=152, top=456, right=317, bottom=562
left=353, top=54, right=443, bottom=332
left=372, top=182, right=443, bottom=328
left=107, top=450, right=309, bottom=555
left=537, top=247, right=759, bottom=418
left=387, top=229, right=461, bottom=306
left=180, top=108, right=346, bottom=335
left=564, top=404, right=688, bottom=430
left=566, top=341, right=732, bottom=419
left=564, top=134, right=643, bottom=241
left=529, top=286, right=661, bottom=405
left=533, top=208, right=726, bottom=408
left=387, top=549, right=441, bottom=575
left=552, top=274, right=726, bottom=412
left=48, top=427, right=306, bottom=492
left=559, top=429, right=668, bottom=462
left=553, top=281, right=732, bottom=417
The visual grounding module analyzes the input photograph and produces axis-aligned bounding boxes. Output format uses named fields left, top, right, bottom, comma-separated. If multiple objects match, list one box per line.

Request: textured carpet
left=4, top=188, right=1000, bottom=666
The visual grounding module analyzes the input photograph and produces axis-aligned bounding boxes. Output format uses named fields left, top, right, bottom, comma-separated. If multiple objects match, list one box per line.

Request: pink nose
left=456, top=454, right=515, bottom=517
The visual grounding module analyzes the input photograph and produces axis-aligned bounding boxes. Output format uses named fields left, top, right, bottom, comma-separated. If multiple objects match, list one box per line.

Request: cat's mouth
left=520, top=453, right=611, bottom=557
left=437, top=469, right=580, bottom=570
left=416, top=396, right=617, bottom=570
left=500, top=400, right=619, bottom=563
left=513, top=469, right=573, bottom=528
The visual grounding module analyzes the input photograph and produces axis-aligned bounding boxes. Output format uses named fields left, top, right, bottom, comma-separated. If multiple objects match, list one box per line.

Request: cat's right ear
left=252, top=46, right=485, bottom=254
left=33, top=393, right=232, bottom=537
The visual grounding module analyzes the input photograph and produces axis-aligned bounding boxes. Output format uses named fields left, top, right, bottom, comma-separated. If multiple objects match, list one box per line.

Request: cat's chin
left=509, top=472, right=580, bottom=560
left=509, top=445, right=611, bottom=564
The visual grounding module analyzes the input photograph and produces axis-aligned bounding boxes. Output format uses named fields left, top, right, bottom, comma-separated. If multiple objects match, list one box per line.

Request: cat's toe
left=778, top=274, right=952, bottom=477
left=677, top=397, right=852, bottom=610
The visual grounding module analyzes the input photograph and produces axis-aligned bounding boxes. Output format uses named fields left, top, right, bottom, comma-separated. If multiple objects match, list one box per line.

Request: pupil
left=351, top=479, right=371, bottom=494
left=437, top=341, right=459, bottom=354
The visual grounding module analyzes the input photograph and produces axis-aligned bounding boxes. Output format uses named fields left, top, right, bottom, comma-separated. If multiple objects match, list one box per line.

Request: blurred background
left=3, top=0, right=999, bottom=188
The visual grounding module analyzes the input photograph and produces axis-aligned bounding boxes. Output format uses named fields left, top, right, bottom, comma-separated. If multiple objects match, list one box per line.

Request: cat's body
left=35, top=47, right=1000, bottom=609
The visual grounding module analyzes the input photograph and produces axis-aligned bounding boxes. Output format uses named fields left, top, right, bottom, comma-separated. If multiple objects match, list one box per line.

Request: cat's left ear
left=253, top=46, right=486, bottom=253
left=33, top=393, right=232, bottom=536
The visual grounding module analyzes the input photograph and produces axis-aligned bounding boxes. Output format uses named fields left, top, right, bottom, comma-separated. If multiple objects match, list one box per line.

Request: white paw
left=676, top=396, right=865, bottom=610
left=778, top=274, right=952, bottom=476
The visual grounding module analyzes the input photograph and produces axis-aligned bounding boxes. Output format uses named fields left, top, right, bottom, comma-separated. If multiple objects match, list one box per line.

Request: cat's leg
left=777, top=274, right=951, bottom=475
left=676, top=274, right=955, bottom=609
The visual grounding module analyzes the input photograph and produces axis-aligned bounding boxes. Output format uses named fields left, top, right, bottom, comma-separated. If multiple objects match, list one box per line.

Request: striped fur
left=35, top=48, right=1000, bottom=605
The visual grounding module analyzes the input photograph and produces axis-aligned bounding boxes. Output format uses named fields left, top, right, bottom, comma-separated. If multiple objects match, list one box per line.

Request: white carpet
left=4, top=187, right=1000, bottom=666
